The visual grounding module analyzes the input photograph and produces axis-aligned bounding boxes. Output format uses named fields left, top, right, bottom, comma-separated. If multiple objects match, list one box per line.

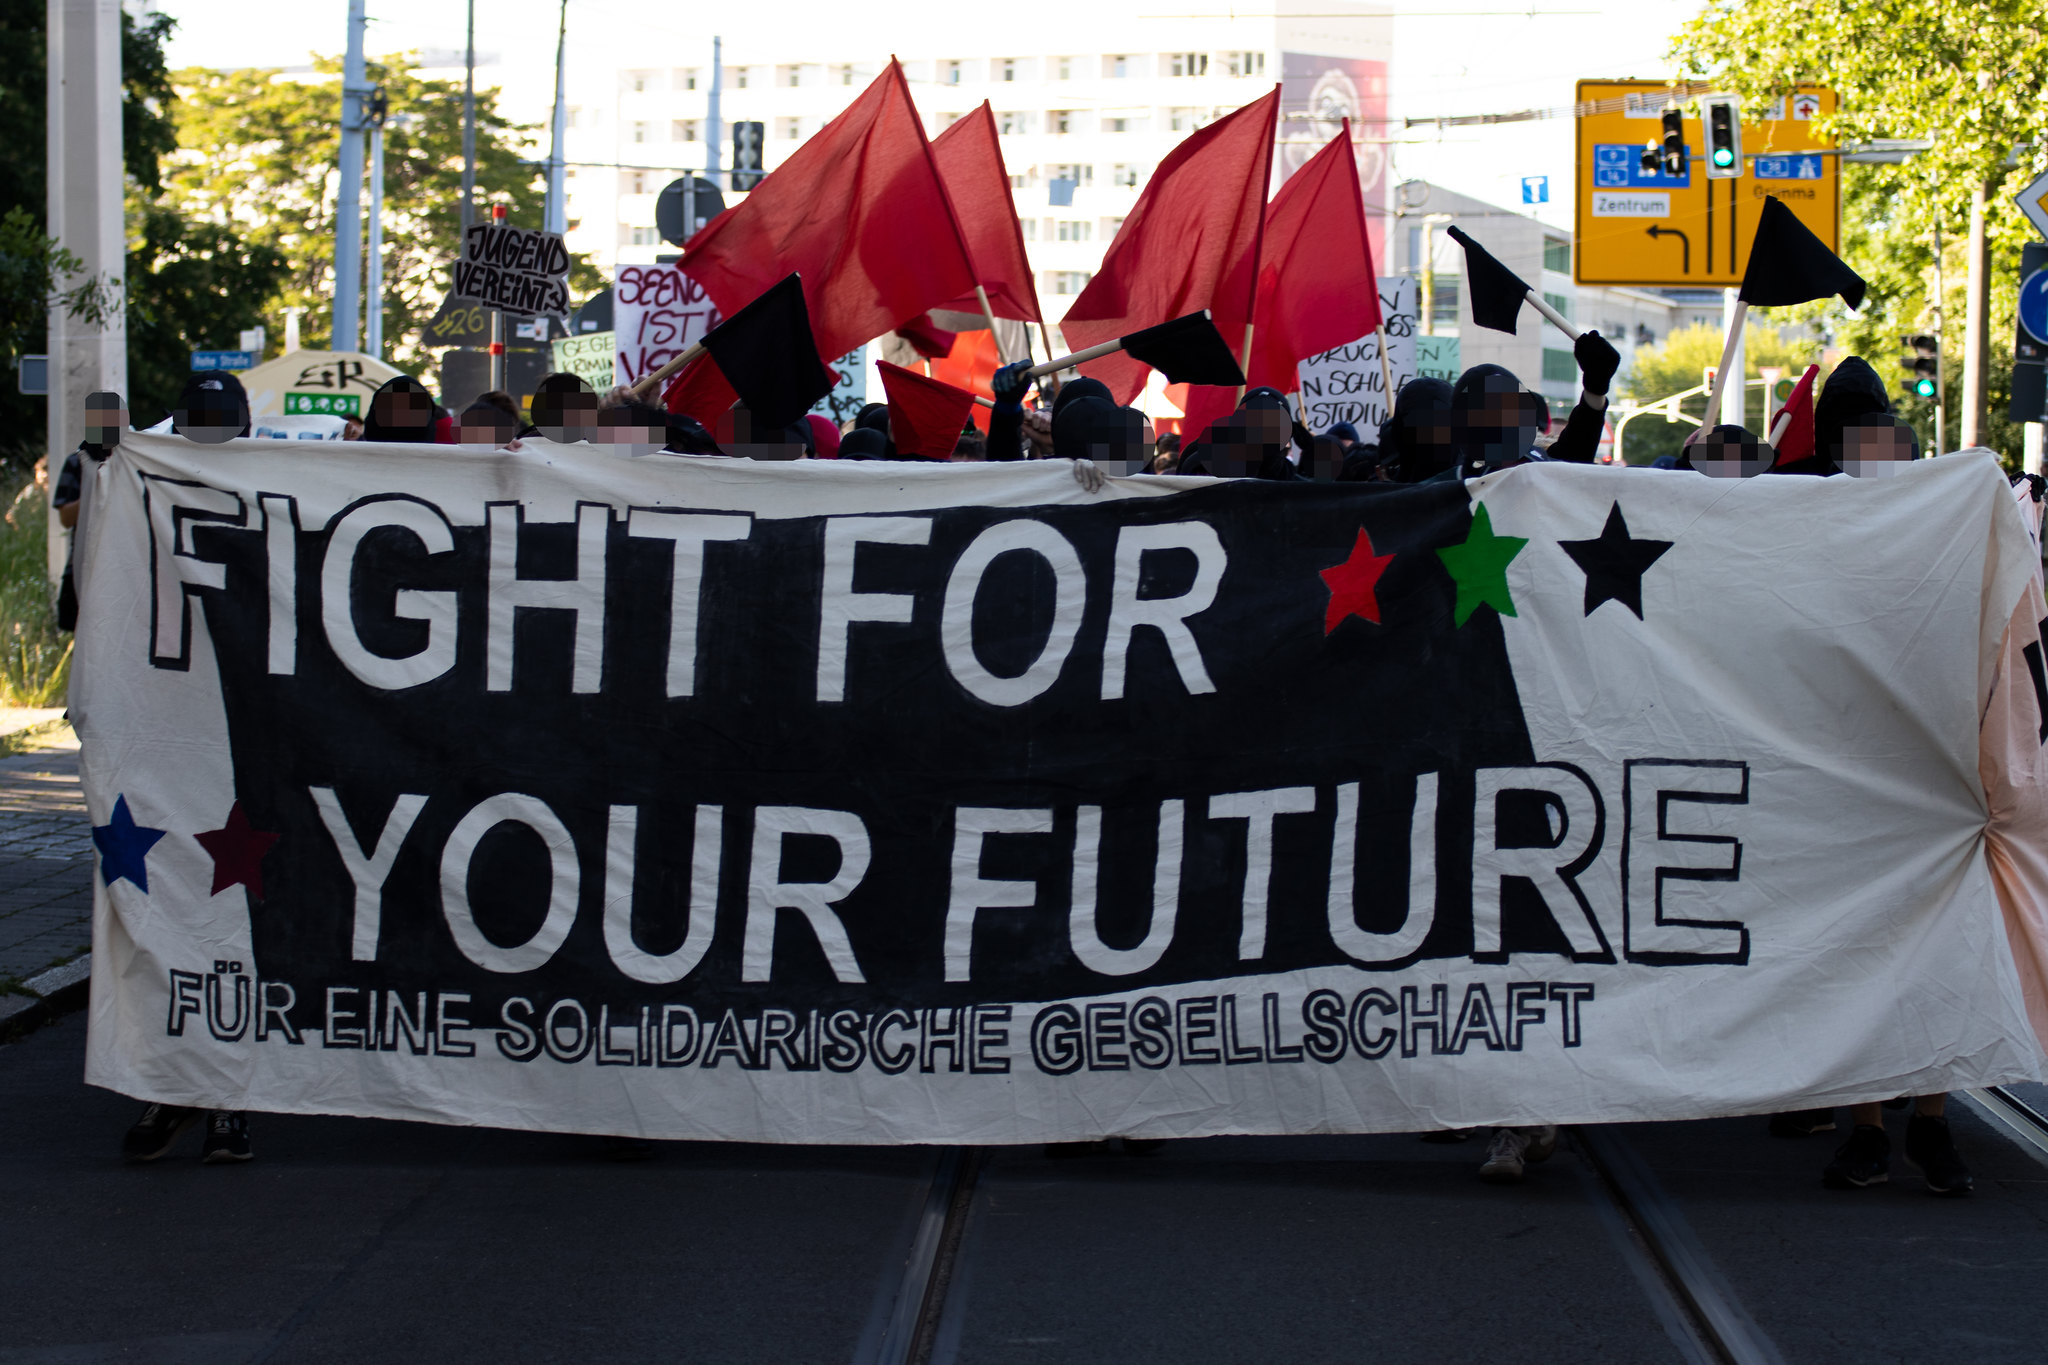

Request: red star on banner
left=1319, top=528, right=1397, bottom=634
left=194, top=801, right=281, bottom=898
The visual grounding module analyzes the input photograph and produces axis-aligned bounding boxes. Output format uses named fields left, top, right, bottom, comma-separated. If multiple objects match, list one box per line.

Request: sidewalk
left=0, top=720, right=93, bottom=991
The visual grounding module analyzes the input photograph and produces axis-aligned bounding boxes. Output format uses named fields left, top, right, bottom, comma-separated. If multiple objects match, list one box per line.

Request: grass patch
left=0, top=477, right=72, bottom=708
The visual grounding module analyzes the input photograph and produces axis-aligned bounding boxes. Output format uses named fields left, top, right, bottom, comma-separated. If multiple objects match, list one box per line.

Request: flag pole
left=975, top=285, right=1007, bottom=364
left=1025, top=336, right=1130, bottom=378
left=628, top=340, right=708, bottom=400
left=1523, top=289, right=1583, bottom=341
left=1374, top=325, right=1396, bottom=414
left=1236, top=322, right=1254, bottom=402
left=1765, top=362, right=1818, bottom=447
left=1698, top=300, right=1748, bottom=433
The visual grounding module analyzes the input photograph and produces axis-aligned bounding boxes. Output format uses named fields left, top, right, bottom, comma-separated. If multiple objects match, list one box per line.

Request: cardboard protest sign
left=450, top=222, right=570, bottom=320
left=1416, top=336, right=1461, bottom=385
left=1297, top=277, right=1418, bottom=432
left=613, top=265, right=722, bottom=390
left=551, top=331, right=616, bottom=393
left=72, top=441, right=2048, bottom=1142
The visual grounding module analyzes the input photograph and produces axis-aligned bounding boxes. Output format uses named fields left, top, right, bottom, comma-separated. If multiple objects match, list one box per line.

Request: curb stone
left=0, top=952, right=90, bottom=1041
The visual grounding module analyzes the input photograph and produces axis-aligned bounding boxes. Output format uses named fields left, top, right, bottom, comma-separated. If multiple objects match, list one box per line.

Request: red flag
left=895, top=313, right=959, bottom=360
left=1249, top=122, right=1382, bottom=391
left=1769, top=363, right=1820, bottom=466
left=929, top=328, right=1001, bottom=433
left=878, top=360, right=976, bottom=457
left=1059, top=89, right=1280, bottom=403
left=931, top=104, right=1044, bottom=324
left=662, top=352, right=738, bottom=432
left=677, top=60, right=977, bottom=362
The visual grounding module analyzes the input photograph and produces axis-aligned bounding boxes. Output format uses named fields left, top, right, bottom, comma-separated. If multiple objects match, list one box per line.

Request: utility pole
left=1961, top=181, right=1990, bottom=448
left=459, top=0, right=476, bottom=238
left=544, top=0, right=568, bottom=235
left=333, top=0, right=369, bottom=353
left=1931, top=218, right=1946, bottom=454
left=45, top=0, right=126, bottom=591
left=706, top=37, right=724, bottom=190
left=366, top=88, right=388, bottom=359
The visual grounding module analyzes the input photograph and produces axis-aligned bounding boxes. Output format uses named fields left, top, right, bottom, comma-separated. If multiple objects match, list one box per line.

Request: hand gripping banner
left=70, top=436, right=2048, bottom=1142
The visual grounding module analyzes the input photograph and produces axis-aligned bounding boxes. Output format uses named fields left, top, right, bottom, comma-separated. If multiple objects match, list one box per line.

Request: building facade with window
left=563, top=3, right=1395, bottom=345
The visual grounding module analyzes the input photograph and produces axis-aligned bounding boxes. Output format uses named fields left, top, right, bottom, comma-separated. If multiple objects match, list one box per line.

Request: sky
left=151, top=0, right=1709, bottom=233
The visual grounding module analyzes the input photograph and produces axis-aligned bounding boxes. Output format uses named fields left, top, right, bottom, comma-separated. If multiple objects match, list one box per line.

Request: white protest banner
left=1416, top=335, right=1461, bottom=384
left=1297, top=277, right=1418, bottom=432
left=450, top=222, right=570, bottom=320
left=613, top=266, right=722, bottom=391
left=72, top=441, right=2048, bottom=1143
left=551, top=331, right=616, bottom=392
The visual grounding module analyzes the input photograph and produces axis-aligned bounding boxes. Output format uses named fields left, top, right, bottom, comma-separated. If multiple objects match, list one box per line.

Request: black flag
left=703, top=273, right=835, bottom=428
left=1446, top=226, right=1532, bottom=334
left=1739, top=196, right=1866, bottom=310
left=1120, top=311, right=1246, bottom=387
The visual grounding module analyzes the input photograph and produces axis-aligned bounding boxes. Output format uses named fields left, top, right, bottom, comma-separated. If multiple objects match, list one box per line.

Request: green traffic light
left=1713, top=147, right=1735, bottom=167
left=1914, top=378, right=1937, bottom=398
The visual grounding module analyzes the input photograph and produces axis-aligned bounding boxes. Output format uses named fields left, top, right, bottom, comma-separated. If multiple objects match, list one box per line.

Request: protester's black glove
left=1575, top=330, right=1621, bottom=396
left=990, top=360, right=1034, bottom=412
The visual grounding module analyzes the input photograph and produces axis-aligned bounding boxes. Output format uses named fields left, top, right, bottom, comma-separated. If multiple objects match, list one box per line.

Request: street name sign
left=1575, top=81, right=1839, bottom=288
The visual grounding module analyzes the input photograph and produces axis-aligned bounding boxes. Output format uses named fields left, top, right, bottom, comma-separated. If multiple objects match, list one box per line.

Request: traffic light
left=1899, top=334, right=1939, bottom=400
left=731, top=121, right=765, bottom=191
left=1659, top=108, right=1688, bottom=178
left=1700, top=95, right=1742, bottom=179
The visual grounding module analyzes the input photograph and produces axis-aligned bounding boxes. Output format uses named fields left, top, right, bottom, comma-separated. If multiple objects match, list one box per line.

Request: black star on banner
left=1559, top=502, right=1671, bottom=620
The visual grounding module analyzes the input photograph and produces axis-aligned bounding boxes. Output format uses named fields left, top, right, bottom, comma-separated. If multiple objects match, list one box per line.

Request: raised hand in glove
left=990, top=360, right=1035, bottom=412
left=1574, top=330, right=1621, bottom=396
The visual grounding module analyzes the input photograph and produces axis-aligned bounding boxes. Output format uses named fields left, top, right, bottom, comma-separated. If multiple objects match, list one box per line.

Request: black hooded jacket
left=361, top=375, right=442, bottom=444
left=171, top=372, right=252, bottom=440
left=1813, top=357, right=1891, bottom=467
left=1377, top=377, right=1453, bottom=482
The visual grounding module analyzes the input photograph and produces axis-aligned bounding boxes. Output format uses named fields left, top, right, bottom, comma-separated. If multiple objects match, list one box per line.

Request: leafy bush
left=0, top=478, right=71, bottom=707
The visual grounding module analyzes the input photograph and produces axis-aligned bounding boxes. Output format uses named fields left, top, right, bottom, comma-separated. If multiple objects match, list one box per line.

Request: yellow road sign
left=1574, top=81, right=1838, bottom=289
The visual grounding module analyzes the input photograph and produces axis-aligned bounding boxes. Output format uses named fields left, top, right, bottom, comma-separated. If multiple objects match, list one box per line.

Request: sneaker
left=1822, top=1124, right=1890, bottom=1189
left=121, top=1104, right=198, bottom=1163
left=200, top=1110, right=252, bottom=1164
left=1479, top=1127, right=1530, bottom=1184
left=1768, top=1108, right=1837, bottom=1138
left=1522, top=1125, right=1558, bottom=1164
left=1903, top=1114, right=1973, bottom=1197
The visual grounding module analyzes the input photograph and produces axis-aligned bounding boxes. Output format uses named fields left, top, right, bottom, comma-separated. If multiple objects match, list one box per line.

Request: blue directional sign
left=1593, top=143, right=1691, bottom=190
left=191, top=350, right=257, bottom=372
left=1753, top=155, right=1825, bottom=181
left=2018, top=268, right=2048, bottom=346
left=1521, top=175, right=1549, bottom=205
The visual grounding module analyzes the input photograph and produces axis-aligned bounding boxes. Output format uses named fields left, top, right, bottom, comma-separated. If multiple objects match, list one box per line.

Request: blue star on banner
left=93, top=795, right=167, bottom=892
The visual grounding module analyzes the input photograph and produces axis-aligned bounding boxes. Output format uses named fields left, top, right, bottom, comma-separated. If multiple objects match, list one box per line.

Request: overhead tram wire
left=1405, top=80, right=1722, bottom=130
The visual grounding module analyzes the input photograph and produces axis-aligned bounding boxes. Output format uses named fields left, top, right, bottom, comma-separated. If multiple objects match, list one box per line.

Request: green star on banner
left=1435, top=503, right=1526, bottom=626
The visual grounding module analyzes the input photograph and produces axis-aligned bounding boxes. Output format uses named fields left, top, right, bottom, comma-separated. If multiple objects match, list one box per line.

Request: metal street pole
left=1932, top=217, right=1946, bottom=454
left=333, top=0, right=368, bottom=352
left=1961, top=181, right=1990, bottom=448
left=366, top=89, right=387, bottom=359
left=1720, top=287, right=1746, bottom=428
left=706, top=37, right=723, bottom=190
left=459, top=0, right=477, bottom=239
left=545, top=0, right=568, bottom=235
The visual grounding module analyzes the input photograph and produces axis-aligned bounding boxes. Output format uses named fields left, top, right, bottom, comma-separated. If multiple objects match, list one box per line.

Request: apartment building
left=561, top=3, right=1394, bottom=325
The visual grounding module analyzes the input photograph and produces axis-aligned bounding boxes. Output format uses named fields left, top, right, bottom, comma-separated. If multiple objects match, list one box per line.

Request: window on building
left=1048, top=270, right=1094, bottom=294
left=1018, top=217, right=1037, bottom=241
left=1543, top=238, right=1571, bottom=273
left=1105, top=55, right=1130, bottom=78
left=566, top=106, right=581, bottom=129
left=1054, top=56, right=1073, bottom=80
left=999, top=58, right=1017, bottom=82
left=780, top=117, right=802, bottom=139
left=781, top=64, right=800, bottom=88
left=1049, top=163, right=1094, bottom=186
left=1542, top=291, right=1572, bottom=320
left=629, top=226, right=658, bottom=246
left=679, top=69, right=698, bottom=91
left=1102, top=216, right=1125, bottom=237
left=631, top=121, right=648, bottom=143
left=630, top=171, right=648, bottom=194
left=998, top=110, right=1033, bottom=135
left=945, top=60, right=963, bottom=85
left=1430, top=278, right=1461, bottom=330
left=1226, top=51, right=1265, bottom=77
left=1057, top=220, right=1091, bottom=242
left=1105, top=118, right=1129, bottom=133
left=734, top=67, right=749, bottom=89
left=834, top=63, right=855, bottom=86
left=1168, top=107, right=1198, bottom=131
left=673, top=119, right=699, bottom=142
left=1049, top=110, right=1072, bottom=135
left=631, top=73, right=648, bottom=93
left=1168, top=52, right=1207, bottom=77
left=1542, top=348, right=1578, bottom=384
left=1111, top=163, right=1139, bottom=187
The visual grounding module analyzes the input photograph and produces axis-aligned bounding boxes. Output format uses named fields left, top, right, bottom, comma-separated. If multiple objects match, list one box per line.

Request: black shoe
left=1822, top=1124, right=1890, bottom=1189
left=121, top=1104, right=198, bottom=1162
left=200, top=1110, right=252, bottom=1164
left=1768, top=1108, right=1837, bottom=1138
left=1903, top=1114, right=1973, bottom=1197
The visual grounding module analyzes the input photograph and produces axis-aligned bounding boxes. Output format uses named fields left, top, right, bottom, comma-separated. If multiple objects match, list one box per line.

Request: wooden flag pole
left=1697, top=300, right=1748, bottom=434
left=975, top=285, right=1008, bottom=364
left=1523, top=289, right=1583, bottom=341
left=628, top=339, right=707, bottom=401
left=1236, top=322, right=1254, bottom=402
left=1025, top=336, right=1128, bottom=379
left=1374, top=325, right=1396, bottom=413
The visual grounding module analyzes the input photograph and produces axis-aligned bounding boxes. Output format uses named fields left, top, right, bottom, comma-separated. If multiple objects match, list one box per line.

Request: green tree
left=1617, top=322, right=1821, bottom=464
left=1674, top=0, right=2048, bottom=466
left=165, top=57, right=602, bottom=378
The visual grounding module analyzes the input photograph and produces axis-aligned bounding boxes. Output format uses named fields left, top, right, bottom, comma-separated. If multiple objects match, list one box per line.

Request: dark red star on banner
left=1319, top=528, right=1397, bottom=633
left=194, top=802, right=281, bottom=898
